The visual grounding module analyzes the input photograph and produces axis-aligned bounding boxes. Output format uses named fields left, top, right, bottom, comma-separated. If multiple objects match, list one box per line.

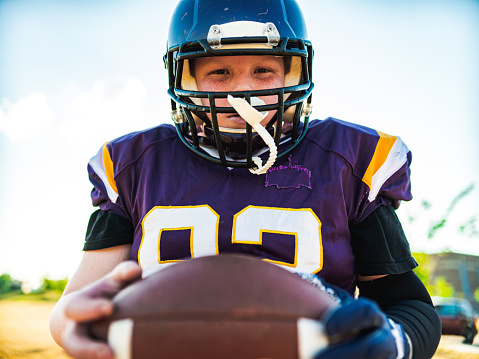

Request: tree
left=0, top=274, right=12, bottom=294
left=431, top=276, right=455, bottom=298
left=412, top=252, right=434, bottom=294
left=0, top=273, right=21, bottom=294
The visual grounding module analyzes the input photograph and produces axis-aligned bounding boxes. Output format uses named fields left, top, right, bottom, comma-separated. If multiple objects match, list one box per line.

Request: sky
left=0, top=0, right=478, bottom=288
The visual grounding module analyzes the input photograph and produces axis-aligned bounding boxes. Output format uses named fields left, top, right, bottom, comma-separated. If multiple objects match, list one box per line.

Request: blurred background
left=1, top=0, right=479, bottom=357
left=0, top=0, right=478, bottom=293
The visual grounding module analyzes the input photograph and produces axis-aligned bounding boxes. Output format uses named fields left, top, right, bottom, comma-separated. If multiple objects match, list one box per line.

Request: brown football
left=88, top=254, right=338, bottom=359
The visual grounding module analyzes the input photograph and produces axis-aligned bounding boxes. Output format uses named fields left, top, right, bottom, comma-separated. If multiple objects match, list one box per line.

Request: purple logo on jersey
left=265, top=155, right=312, bottom=189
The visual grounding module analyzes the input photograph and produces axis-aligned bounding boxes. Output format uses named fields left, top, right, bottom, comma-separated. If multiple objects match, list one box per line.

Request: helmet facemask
left=166, top=11, right=314, bottom=171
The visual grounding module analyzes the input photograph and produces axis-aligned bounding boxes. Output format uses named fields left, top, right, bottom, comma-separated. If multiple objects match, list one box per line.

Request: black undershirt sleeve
left=350, top=205, right=418, bottom=276
left=351, top=205, right=440, bottom=358
left=83, top=209, right=134, bottom=251
left=358, top=272, right=441, bottom=359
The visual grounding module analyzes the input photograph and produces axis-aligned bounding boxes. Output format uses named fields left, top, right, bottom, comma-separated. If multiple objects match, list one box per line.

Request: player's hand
left=315, top=298, right=411, bottom=359
left=61, top=261, right=142, bottom=359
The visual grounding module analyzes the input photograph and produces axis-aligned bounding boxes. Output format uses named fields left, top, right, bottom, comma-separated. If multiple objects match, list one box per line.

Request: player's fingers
left=82, top=261, right=143, bottom=299
left=108, top=260, right=142, bottom=287
left=63, top=321, right=114, bottom=359
left=64, top=262, right=141, bottom=323
left=97, top=261, right=142, bottom=295
left=64, top=297, right=113, bottom=322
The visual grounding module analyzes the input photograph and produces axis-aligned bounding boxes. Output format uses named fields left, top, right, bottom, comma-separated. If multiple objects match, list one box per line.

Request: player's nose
left=230, top=74, right=254, bottom=92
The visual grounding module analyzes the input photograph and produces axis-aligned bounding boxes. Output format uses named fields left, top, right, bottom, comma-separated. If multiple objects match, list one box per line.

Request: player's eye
left=211, top=69, right=228, bottom=75
left=255, top=68, right=271, bottom=74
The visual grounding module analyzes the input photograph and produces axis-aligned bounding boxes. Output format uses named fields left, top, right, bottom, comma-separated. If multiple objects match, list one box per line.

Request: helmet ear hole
left=192, top=112, right=207, bottom=127
left=283, top=106, right=296, bottom=124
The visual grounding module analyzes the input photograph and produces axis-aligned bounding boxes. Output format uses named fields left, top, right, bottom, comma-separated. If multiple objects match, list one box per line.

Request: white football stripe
left=108, top=318, right=134, bottom=359
left=297, top=317, right=329, bottom=359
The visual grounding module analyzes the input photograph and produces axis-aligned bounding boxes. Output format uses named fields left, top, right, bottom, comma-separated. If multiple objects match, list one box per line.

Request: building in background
left=429, top=252, right=479, bottom=311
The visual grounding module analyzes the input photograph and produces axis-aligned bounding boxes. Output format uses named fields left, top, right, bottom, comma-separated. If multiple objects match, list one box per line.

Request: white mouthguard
left=227, top=95, right=278, bottom=175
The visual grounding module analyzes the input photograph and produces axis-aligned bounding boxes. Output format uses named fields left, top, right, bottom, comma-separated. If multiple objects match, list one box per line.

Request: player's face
left=194, top=55, right=285, bottom=129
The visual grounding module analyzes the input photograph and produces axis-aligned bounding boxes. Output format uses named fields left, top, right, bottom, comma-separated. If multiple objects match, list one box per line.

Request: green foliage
left=458, top=217, right=478, bottom=237
left=39, top=277, right=68, bottom=293
left=0, top=274, right=21, bottom=294
left=413, top=252, right=461, bottom=298
left=427, top=183, right=476, bottom=239
left=413, top=252, right=435, bottom=294
left=412, top=252, right=429, bottom=283
left=431, top=276, right=455, bottom=297
left=428, top=220, right=447, bottom=239
left=0, top=273, right=68, bottom=301
left=0, top=274, right=13, bottom=294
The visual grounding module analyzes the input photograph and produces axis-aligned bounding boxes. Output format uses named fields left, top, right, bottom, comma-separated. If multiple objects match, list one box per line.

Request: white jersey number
left=139, top=205, right=322, bottom=277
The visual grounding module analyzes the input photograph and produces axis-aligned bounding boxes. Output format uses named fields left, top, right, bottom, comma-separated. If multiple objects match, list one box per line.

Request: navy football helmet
left=165, top=0, right=314, bottom=170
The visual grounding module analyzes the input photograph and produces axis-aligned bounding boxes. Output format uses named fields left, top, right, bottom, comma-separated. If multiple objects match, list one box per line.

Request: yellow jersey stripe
left=102, top=143, right=118, bottom=196
left=363, top=132, right=410, bottom=202
left=362, top=131, right=397, bottom=190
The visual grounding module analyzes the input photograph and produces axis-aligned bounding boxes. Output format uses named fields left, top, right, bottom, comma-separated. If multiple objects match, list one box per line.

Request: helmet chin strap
left=227, top=95, right=278, bottom=175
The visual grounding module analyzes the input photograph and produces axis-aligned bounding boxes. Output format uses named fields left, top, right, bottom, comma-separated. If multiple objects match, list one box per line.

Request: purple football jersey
left=88, top=118, right=412, bottom=295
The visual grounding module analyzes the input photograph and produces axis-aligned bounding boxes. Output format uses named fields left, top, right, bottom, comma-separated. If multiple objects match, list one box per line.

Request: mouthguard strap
left=227, top=95, right=278, bottom=175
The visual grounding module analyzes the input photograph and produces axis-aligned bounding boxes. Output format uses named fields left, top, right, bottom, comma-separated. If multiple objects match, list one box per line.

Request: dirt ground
left=0, top=301, right=69, bottom=359
left=1, top=300, right=478, bottom=359
left=434, top=335, right=479, bottom=359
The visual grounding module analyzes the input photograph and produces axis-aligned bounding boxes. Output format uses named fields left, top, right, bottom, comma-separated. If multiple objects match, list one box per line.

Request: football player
left=50, top=0, right=441, bottom=358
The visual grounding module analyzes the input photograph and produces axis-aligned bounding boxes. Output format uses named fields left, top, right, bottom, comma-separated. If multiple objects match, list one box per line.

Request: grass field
left=1, top=300, right=478, bottom=358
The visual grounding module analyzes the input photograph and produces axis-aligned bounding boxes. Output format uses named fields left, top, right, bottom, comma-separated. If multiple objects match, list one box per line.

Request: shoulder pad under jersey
left=307, top=118, right=411, bottom=202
